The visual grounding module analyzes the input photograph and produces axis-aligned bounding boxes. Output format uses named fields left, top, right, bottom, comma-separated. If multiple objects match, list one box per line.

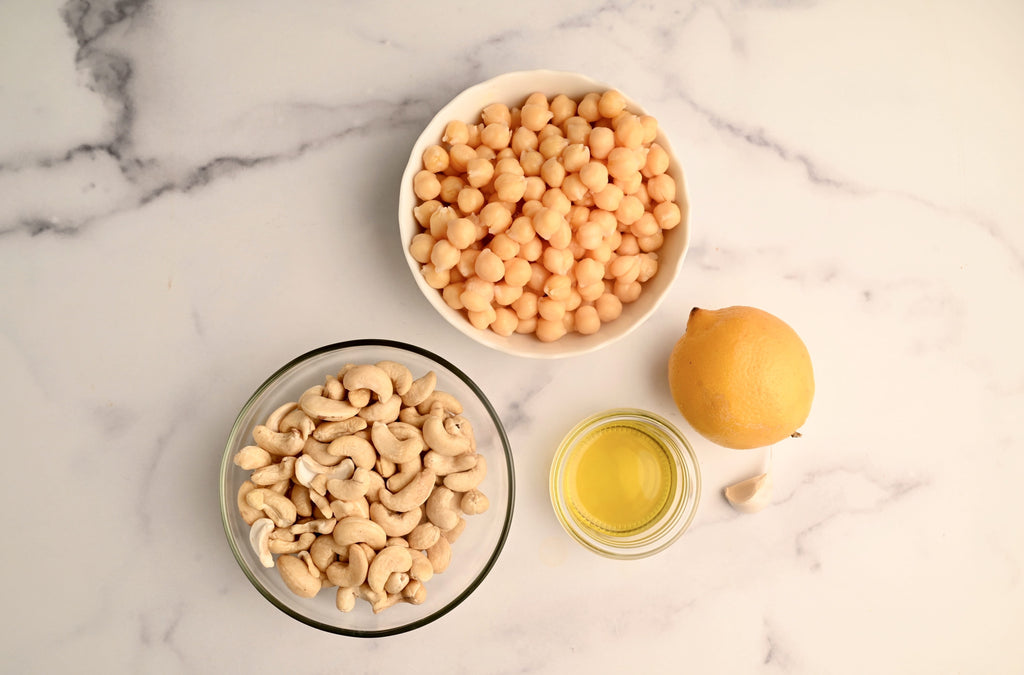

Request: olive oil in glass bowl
left=550, top=409, right=700, bottom=559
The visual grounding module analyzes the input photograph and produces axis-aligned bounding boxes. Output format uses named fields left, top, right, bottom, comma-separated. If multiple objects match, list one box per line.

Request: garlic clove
left=724, top=472, right=773, bottom=513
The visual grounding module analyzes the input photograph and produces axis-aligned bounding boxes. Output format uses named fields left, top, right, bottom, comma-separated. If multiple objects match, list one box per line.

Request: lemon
left=668, top=306, right=814, bottom=449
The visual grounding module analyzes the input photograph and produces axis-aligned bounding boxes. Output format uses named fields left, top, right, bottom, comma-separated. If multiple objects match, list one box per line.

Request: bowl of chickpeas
left=399, top=70, right=690, bottom=358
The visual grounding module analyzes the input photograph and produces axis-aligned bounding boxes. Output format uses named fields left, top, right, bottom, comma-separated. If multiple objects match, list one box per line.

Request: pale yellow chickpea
left=503, top=257, right=532, bottom=287
left=592, top=183, right=624, bottom=211
left=420, top=263, right=450, bottom=290
left=639, top=115, right=659, bottom=144
left=562, top=310, right=576, bottom=334
left=653, top=201, right=682, bottom=230
left=414, top=170, right=441, bottom=201
left=638, top=230, right=664, bottom=253
left=526, top=262, right=550, bottom=294
left=466, top=123, right=483, bottom=147
left=430, top=239, right=461, bottom=272
left=543, top=273, right=572, bottom=302
left=541, top=187, right=572, bottom=215
left=613, top=114, right=644, bottom=149
left=488, top=233, right=520, bottom=261
left=443, top=120, right=469, bottom=145
left=560, top=174, right=588, bottom=203
left=496, top=147, right=516, bottom=160
left=595, top=292, right=623, bottom=322
left=449, top=144, right=476, bottom=173
left=586, top=242, right=613, bottom=264
left=507, top=216, right=535, bottom=244
left=537, top=123, right=563, bottom=141
left=613, top=171, right=643, bottom=196
left=613, top=279, right=642, bottom=303
left=422, top=145, right=450, bottom=173
left=616, top=232, right=640, bottom=256
left=520, top=236, right=543, bottom=262
left=475, top=145, right=497, bottom=161
left=538, top=296, right=566, bottom=322
left=523, top=175, right=546, bottom=201
left=589, top=209, right=617, bottom=235
left=490, top=307, right=518, bottom=336
left=566, top=288, right=583, bottom=312
left=578, top=280, right=605, bottom=302
left=468, top=305, right=497, bottom=331
left=588, top=126, right=615, bottom=160
left=457, top=248, right=481, bottom=278
left=519, top=150, right=544, bottom=177
left=637, top=253, right=659, bottom=282
left=579, top=161, right=609, bottom=193
left=532, top=207, right=563, bottom=240
left=449, top=266, right=465, bottom=285
left=615, top=194, right=644, bottom=225
left=561, top=144, right=591, bottom=173
left=413, top=199, right=442, bottom=227
left=509, top=107, right=522, bottom=129
left=540, top=157, right=566, bottom=188
left=524, top=92, right=548, bottom=107
left=474, top=249, right=505, bottom=283
left=632, top=182, right=652, bottom=210
left=606, top=230, right=623, bottom=253
left=538, top=135, right=569, bottom=160
left=409, top=232, right=435, bottom=264
left=446, top=217, right=477, bottom=250
left=493, top=281, right=524, bottom=306
left=515, top=316, right=538, bottom=334
left=642, top=143, right=670, bottom=178
left=575, top=221, right=604, bottom=250
left=481, top=123, right=512, bottom=151
left=457, top=187, right=485, bottom=214
left=577, top=93, right=601, bottom=122
left=512, top=290, right=539, bottom=320
left=548, top=222, right=572, bottom=250
left=479, top=202, right=513, bottom=234
left=610, top=254, right=641, bottom=284
left=465, top=158, right=495, bottom=189
left=630, top=212, right=660, bottom=239
left=481, top=102, right=512, bottom=126
left=574, top=257, right=605, bottom=287
left=494, top=157, right=524, bottom=176
left=439, top=175, right=466, bottom=204
left=511, top=126, right=539, bottom=155
left=461, top=277, right=495, bottom=311
left=563, top=117, right=592, bottom=145
left=598, top=90, right=627, bottom=119
left=568, top=205, right=590, bottom=227
left=607, top=147, right=640, bottom=180
left=646, top=174, right=676, bottom=203
left=428, top=205, right=458, bottom=239
left=443, top=281, right=466, bottom=310
left=575, top=305, right=601, bottom=335
left=520, top=103, right=553, bottom=132
left=550, top=94, right=577, bottom=126
left=535, top=317, right=567, bottom=343
left=493, top=173, right=527, bottom=203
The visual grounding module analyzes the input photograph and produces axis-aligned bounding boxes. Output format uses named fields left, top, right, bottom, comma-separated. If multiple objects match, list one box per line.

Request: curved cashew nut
left=330, top=496, right=369, bottom=520
left=423, top=450, right=477, bottom=476
left=416, top=391, right=463, bottom=416
left=371, top=421, right=424, bottom=464
left=336, top=586, right=358, bottom=612
left=234, top=445, right=273, bottom=470
left=407, top=522, right=441, bottom=551
left=460, top=488, right=490, bottom=515
left=444, top=415, right=476, bottom=450
left=296, top=455, right=354, bottom=491
left=251, top=456, right=296, bottom=486
left=385, top=571, right=410, bottom=595
left=443, top=517, right=467, bottom=544
left=443, top=455, right=487, bottom=492
left=347, top=388, right=371, bottom=408
left=299, top=385, right=360, bottom=421
left=290, top=518, right=337, bottom=535
left=309, top=534, right=340, bottom=572
left=386, top=537, right=410, bottom=548
left=264, top=401, right=298, bottom=432
left=399, top=406, right=431, bottom=427
left=386, top=455, right=423, bottom=492
left=326, top=435, right=377, bottom=469
left=402, top=371, right=437, bottom=407
left=324, top=374, right=345, bottom=400
left=309, top=489, right=333, bottom=519
left=238, top=481, right=264, bottom=525
left=291, top=484, right=313, bottom=517
left=425, top=536, right=452, bottom=574
left=332, top=516, right=387, bottom=550
left=369, top=502, right=422, bottom=537
left=249, top=518, right=275, bottom=568
left=367, top=546, right=413, bottom=593
left=279, top=408, right=316, bottom=439
left=313, top=418, right=367, bottom=443
left=342, top=364, right=394, bottom=404
left=402, top=578, right=427, bottom=605
left=245, top=488, right=298, bottom=527
left=268, top=531, right=316, bottom=555
left=277, top=554, right=322, bottom=599
left=378, top=468, right=436, bottom=513
left=376, top=456, right=397, bottom=478
left=425, top=486, right=461, bottom=531
left=358, top=395, right=403, bottom=423
left=423, top=415, right=473, bottom=456
left=376, top=360, right=413, bottom=396
left=327, top=467, right=371, bottom=501
left=326, top=543, right=369, bottom=588
left=408, top=548, right=434, bottom=583
left=302, top=437, right=342, bottom=467
left=252, top=425, right=304, bottom=456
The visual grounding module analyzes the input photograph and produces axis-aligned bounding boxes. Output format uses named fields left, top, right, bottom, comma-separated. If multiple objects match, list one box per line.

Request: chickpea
left=461, top=277, right=495, bottom=310
left=575, top=221, right=603, bottom=250
left=563, top=117, right=591, bottom=145
left=475, top=145, right=497, bottom=161
left=430, top=239, right=461, bottom=272
left=414, top=170, right=441, bottom=201
left=511, top=126, right=539, bottom=155
left=610, top=254, right=641, bottom=284
left=646, top=174, right=676, bottom=203
left=519, top=149, right=544, bottom=177
left=592, top=183, right=624, bottom=211
left=493, top=281, right=524, bottom=306
left=541, top=188, right=571, bottom=215
left=638, top=230, right=665, bottom=253
left=503, top=257, right=532, bottom=287
left=494, top=156, right=524, bottom=176
left=579, top=161, right=609, bottom=193
left=614, top=114, right=644, bottom=149
left=439, top=175, right=466, bottom=204
left=607, top=147, right=640, bottom=180
left=550, top=94, right=577, bottom=126
left=481, top=102, right=512, bottom=126
left=457, top=248, right=481, bottom=278
left=515, top=316, right=538, bottom=334
left=538, top=296, right=566, bottom=322
left=537, top=123, right=563, bottom=141
left=465, top=158, right=495, bottom=189
left=519, top=236, right=543, bottom=262
left=642, top=143, right=670, bottom=177
left=613, top=279, right=642, bottom=303
left=615, top=194, right=644, bottom=225
left=481, top=123, right=512, bottom=150
left=527, top=262, right=550, bottom=294
left=449, top=144, right=476, bottom=173
left=457, top=187, right=485, bottom=214
left=653, top=201, right=682, bottom=230
left=595, top=293, right=623, bottom=322
left=442, top=281, right=466, bottom=310
left=639, top=115, right=659, bottom=144
left=575, top=305, right=601, bottom=335
left=573, top=257, right=604, bottom=287
left=512, top=291, right=539, bottom=320
left=472, top=248, right=504, bottom=283
left=491, top=307, right=518, bottom=336
left=542, top=246, right=573, bottom=276
left=409, top=232, right=435, bottom=263
left=616, top=232, right=640, bottom=256
left=420, top=263, right=450, bottom=290
left=561, top=144, right=591, bottom=173
left=538, top=134, right=569, bottom=160
left=488, top=233, right=520, bottom=260
left=606, top=230, right=623, bottom=252
left=428, top=206, right=457, bottom=239
left=520, top=103, right=553, bottom=132
left=543, top=273, right=572, bottom=302
left=578, top=280, right=605, bottom=302
left=568, top=204, right=590, bottom=227
left=577, top=92, right=601, bottom=122
left=493, top=173, right=527, bottom=202
left=613, top=171, right=643, bottom=196
left=446, top=217, right=477, bottom=250
left=413, top=199, right=442, bottom=227
left=523, top=175, right=546, bottom=201
left=535, top=317, right=567, bottom=343
left=587, top=242, right=613, bottom=264
left=479, top=201, right=513, bottom=234
left=630, top=212, right=660, bottom=239
left=521, top=199, right=543, bottom=219
left=548, top=222, right=573, bottom=250
left=637, top=253, right=659, bottom=282
left=422, top=145, right=450, bottom=173
left=540, top=157, right=566, bottom=188
left=443, top=120, right=469, bottom=145
left=496, top=147, right=516, bottom=160
left=532, top=207, right=563, bottom=240
left=507, top=216, right=535, bottom=244
left=588, top=126, right=615, bottom=159
left=467, top=305, right=497, bottom=331
left=598, top=90, right=626, bottom=119
left=558, top=173, right=585, bottom=203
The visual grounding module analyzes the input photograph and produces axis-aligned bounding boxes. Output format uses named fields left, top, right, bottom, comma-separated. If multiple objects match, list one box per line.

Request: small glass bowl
left=549, top=408, right=700, bottom=559
left=220, top=339, right=515, bottom=636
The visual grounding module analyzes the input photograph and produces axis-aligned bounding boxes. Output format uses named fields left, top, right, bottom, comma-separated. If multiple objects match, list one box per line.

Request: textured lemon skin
left=668, top=306, right=814, bottom=449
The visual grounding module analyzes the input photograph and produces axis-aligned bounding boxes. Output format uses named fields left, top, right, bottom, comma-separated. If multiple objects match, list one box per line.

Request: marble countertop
left=3, top=1, right=1022, bottom=672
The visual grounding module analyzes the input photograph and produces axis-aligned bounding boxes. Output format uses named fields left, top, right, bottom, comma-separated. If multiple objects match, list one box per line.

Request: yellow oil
left=564, top=421, right=675, bottom=536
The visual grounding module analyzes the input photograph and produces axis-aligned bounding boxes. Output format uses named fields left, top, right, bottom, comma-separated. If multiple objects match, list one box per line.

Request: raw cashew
left=369, top=503, right=422, bottom=537
left=277, top=554, right=321, bottom=598
left=376, top=456, right=397, bottom=478
left=234, top=445, right=273, bottom=470
left=443, top=517, right=467, bottom=544
left=365, top=471, right=386, bottom=503
left=312, top=418, right=367, bottom=443
left=245, top=488, right=298, bottom=527
left=401, top=371, right=436, bottom=407
left=460, top=488, right=490, bottom=515
left=347, top=388, right=371, bottom=408
left=386, top=537, right=409, bottom=548
left=299, top=385, right=360, bottom=421
left=376, top=360, right=413, bottom=396
left=416, top=391, right=464, bottom=416
left=238, top=481, right=265, bottom=525
left=387, top=455, right=423, bottom=492
left=279, top=408, right=316, bottom=439
left=330, top=496, right=369, bottom=520
left=296, top=455, right=355, bottom=491
left=425, top=536, right=452, bottom=574
left=250, top=456, right=296, bottom=486
left=291, top=484, right=313, bottom=517
left=249, top=518, right=275, bottom=568
left=252, top=425, right=304, bottom=456
left=296, top=551, right=320, bottom=579
left=309, top=489, right=333, bottom=519
left=303, top=437, right=341, bottom=467
left=444, top=415, right=476, bottom=450
left=326, top=544, right=369, bottom=588
left=332, top=516, right=387, bottom=550
left=290, top=518, right=337, bottom=535
left=358, top=395, right=402, bottom=423
left=269, top=532, right=316, bottom=555
left=423, top=414, right=473, bottom=456
left=403, top=579, right=427, bottom=605
left=408, top=548, right=434, bottom=583
left=342, top=364, right=394, bottom=404
left=367, top=546, right=413, bottom=593
left=444, top=455, right=487, bottom=492
left=327, top=467, right=371, bottom=501
left=371, top=421, right=424, bottom=464
left=324, top=374, right=345, bottom=400
left=423, top=450, right=477, bottom=476
left=378, top=468, right=436, bottom=513
left=407, top=522, right=441, bottom=551
left=336, top=586, right=358, bottom=612
left=425, top=486, right=461, bottom=531
left=384, top=571, right=410, bottom=595
left=326, top=435, right=377, bottom=469
left=264, top=401, right=298, bottom=432
left=398, top=406, right=431, bottom=427
left=309, top=534, right=340, bottom=572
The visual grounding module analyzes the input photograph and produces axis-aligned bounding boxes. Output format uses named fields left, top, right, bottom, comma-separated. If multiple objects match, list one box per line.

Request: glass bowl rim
left=219, top=338, right=516, bottom=637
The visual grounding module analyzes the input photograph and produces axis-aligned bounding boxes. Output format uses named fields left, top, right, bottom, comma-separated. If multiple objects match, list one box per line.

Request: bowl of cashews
left=219, top=339, right=515, bottom=636
left=399, top=69, right=690, bottom=358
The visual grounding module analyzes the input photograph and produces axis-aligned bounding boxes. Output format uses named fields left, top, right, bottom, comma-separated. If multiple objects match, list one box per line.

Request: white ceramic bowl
left=219, top=339, right=515, bottom=637
left=399, top=69, right=691, bottom=359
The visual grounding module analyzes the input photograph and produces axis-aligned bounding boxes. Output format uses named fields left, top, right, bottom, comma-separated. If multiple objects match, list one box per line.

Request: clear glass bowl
left=549, top=408, right=700, bottom=559
left=219, top=339, right=515, bottom=636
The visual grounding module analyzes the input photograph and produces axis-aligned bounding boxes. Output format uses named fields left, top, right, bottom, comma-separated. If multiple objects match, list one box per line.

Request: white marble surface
left=2, top=0, right=1022, bottom=672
